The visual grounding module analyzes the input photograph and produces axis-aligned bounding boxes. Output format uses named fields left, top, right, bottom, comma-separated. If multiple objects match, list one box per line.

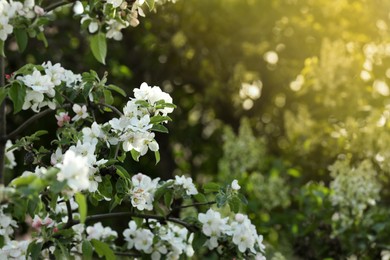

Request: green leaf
left=115, top=165, right=130, bottom=179
left=27, top=241, right=42, bottom=260
left=103, top=89, right=114, bottom=105
left=193, top=193, right=209, bottom=212
left=90, top=33, right=107, bottom=65
left=237, top=193, right=248, bottom=205
left=130, top=149, right=140, bottom=161
left=192, top=232, right=208, bottom=251
left=37, top=31, right=48, bottom=47
left=145, top=0, right=155, bottom=10
left=10, top=175, right=37, bottom=187
left=228, top=196, right=241, bottom=213
left=115, top=178, right=129, bottom=195
left=150, top=115, right=172, bottom=124
left=203, top=182, right=221, bottom=193
left=27, top=198, right=39, bottom=217
left=91, top=239, right=115, bottom=260
left=154, top=150, right=160, bottom=164
left=216, top=193, right=228, bottom=207
left=75, top=193, right=87, bottom=223
left=151, top=124, right=169, bottom=133
left=109, top=194, right=123, bottom=212
left=14, top=29, right=28, bottom=53
left=9, top=81, right=26, bottom=113
left=82, top=240, right=93, bottom=260
left=154, top=180, right=174, bottom=200
left=0, top=87, right=8, bottom=105
left=107, top=84, right=126, bottom=97
left=99, top=175, right=113, bottom=198
left=164, top=191, right=173, bottom=209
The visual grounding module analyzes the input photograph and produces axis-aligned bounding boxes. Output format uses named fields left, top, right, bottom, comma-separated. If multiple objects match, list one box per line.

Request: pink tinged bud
left=34, top=6, right=45, bottom=16
left=235, top=213, right=245, bottom=223
left=53, top=227, right=59, bottom=233
left=32, top=217, right=42, bottom=229
left=5, top=74, right=11, bottom=80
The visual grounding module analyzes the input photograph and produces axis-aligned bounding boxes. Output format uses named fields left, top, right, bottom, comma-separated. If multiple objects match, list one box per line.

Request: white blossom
left=174, top=175, right=198, bottom=195
left=56, top=150, right=90, bottom=192
left=72, top=104, right=89, bottom=121
left=130, top=173, right=160, bottom=211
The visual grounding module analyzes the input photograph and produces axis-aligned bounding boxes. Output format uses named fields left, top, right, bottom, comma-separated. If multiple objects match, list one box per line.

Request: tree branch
left=0, top=56, right=6, bottom=184
left=63, top=199, right=74, bottom=229
left=96, top=103, right=124, bottom=117
left=172, top=201, right=216, bottom=210
left=44, top=0, right=77, bottom=13
left=67, top=211, right=198, bottom=232
left=3, top=104, right=71, bottom=140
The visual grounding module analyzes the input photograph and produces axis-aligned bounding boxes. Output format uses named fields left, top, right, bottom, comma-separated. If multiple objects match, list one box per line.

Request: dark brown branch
left=3, top=104, right=71, bottom=140
left=63, top=199, right=74, bottom=229
left=67, top=211, right=198, bottom=232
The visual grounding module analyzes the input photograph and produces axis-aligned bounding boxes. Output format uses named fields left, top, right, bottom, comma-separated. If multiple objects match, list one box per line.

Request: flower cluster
left=75, top=0, right=176, bottom=40
left=109, top=82, right=174, bottom=158
left=123, top=220, right=194, bottom=259
left=0, top=205, right=17, bottom=243
left=198, top=209, right=266, bottom=258
left=0, top=0, right=43, bottom=42
left=129, top=173, right=160, bottom=211
left=14, top=61, right=82, bottom=112
left=86, top=222, right=118, bottom=241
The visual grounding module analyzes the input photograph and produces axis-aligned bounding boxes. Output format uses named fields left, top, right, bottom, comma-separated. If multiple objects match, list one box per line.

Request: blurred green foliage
left=5, top=0, right=390, bottom=258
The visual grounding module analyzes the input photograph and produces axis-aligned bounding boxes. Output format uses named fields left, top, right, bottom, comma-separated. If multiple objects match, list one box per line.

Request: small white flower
left=72, top=104, right=89, bottom=121
left=130, top=173, right=160, bottom=211
left=174, top=175, right=198, bottom=195
left=56, top=150, right=90, bottom=192
left=73, top=1, right=84, bottom=15
left=231, top=179, right=241, bottom=191
left=5, top=140, right=16, bottom=169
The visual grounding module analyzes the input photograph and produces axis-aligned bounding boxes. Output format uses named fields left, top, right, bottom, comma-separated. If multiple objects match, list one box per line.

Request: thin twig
left=68, top=211, right=198, bottom=232
left=3, top=104, right=71, bottom=140
left=172, top=201, right=216, bottom=210
left=44, top=0, right=77, bottom=13
left=97, top=103, right=124, bottom=117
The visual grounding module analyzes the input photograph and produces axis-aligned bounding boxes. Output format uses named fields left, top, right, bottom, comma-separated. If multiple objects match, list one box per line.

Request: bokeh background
left=5, top=0, right=390, bottom=258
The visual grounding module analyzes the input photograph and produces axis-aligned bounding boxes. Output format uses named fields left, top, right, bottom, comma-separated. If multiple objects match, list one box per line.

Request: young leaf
left=203, top=182, right=221, bottom=193
left=228, top=196, right=241, bottom=213
left=107, top=84, right=126, bottom=97
left=75, top=193, right=87, bottom=223
left=145, top=0, right=155, bottom=10
left=82, top=240, right=93, bottom=260
left=130, top=149, right=140, bottom=161
left=164, top=191, right=173, bottom=209
left=9, top=81, right=26, bottom=113
left=91, top=239, right=115, bottom=260
left=103, top=89, right=114, bottom=105
left=151, top=124, right=169, bottom=133
left=27, top=241, right=42, bottom=260
left=154, top=150, right=160, bottom=164
left=90, top=33, right=107, bottom=65
left=115, top=165, right=130, bottom=179
left=14, top=29, right=28, bottom=53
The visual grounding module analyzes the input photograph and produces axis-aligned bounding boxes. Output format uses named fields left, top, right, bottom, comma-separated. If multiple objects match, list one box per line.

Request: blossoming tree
left=0, top=0, right=266, bottom=259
